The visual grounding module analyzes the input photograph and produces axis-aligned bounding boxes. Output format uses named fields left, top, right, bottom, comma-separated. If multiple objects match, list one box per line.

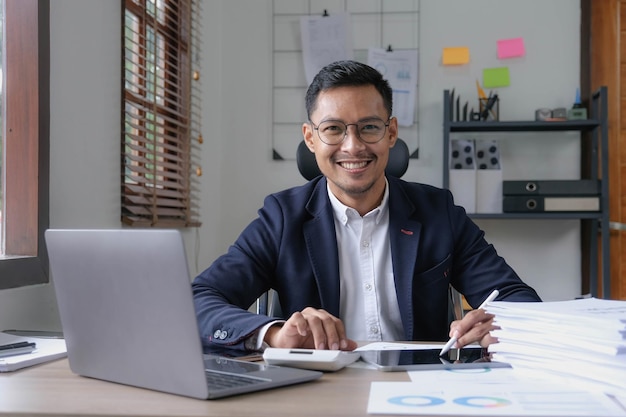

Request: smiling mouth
left=339, top=161, right=369, bottom=170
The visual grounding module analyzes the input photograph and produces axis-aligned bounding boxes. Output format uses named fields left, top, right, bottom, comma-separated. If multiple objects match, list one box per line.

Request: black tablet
left=359, top=347, right=510, bottom=372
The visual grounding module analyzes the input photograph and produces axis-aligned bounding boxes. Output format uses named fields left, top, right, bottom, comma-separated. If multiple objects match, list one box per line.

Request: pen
left=481, top=93, right=498, bottom=120
left=439, top=289, right=499, bottom=356
left=0, top=341, right=37, bottom=359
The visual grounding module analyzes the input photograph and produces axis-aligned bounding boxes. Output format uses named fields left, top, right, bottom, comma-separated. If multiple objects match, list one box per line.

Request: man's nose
left=341, top=124, right=365, bottom=148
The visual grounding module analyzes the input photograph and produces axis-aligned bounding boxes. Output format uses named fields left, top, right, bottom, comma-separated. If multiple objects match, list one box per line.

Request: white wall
left=0, top=0, right=583, bottom=331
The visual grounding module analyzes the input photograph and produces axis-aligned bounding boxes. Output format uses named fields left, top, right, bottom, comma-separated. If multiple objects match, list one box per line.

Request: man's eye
left=323, top=125, right=343, bottom=133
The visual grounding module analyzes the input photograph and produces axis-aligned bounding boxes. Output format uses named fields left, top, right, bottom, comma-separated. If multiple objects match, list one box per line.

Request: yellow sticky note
left=442, top=47, right=470, bottom=65
left=483, top=67, right=510, bottom=88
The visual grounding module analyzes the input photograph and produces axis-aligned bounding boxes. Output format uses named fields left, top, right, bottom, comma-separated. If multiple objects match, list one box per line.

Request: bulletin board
left=271, top=0, right=420, bottom=160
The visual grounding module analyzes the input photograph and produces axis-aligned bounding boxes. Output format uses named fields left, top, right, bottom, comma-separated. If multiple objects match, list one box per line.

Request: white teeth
left=341, top=161, right=368, bottom=169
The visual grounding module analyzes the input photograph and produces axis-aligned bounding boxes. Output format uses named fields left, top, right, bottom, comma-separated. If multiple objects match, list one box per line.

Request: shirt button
left=370, top=326, right=379, bottom=334
left=364, top=283, right=372, bottom=291
left=362, top=241, right=370, bottom=247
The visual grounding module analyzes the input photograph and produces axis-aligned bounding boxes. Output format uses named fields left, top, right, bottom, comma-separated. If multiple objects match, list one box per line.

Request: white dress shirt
left=327, top=180, right=404, bottom=341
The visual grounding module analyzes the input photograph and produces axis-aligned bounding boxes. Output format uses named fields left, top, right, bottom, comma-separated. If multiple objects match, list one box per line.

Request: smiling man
left=192, top=60, right=541, bottom=354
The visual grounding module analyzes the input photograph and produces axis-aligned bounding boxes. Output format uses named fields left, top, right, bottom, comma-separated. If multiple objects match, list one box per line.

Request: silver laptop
left=45, top=229, right=322, bottom=399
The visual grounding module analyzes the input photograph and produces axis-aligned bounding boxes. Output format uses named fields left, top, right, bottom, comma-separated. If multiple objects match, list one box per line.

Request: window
left=122, top=0, right=202, bottom=227
left=0, top=0, right=50, bottom=290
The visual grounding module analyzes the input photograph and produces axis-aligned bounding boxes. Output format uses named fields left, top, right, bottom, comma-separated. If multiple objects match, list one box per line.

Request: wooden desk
left=0, top=358, right=409, bottom=417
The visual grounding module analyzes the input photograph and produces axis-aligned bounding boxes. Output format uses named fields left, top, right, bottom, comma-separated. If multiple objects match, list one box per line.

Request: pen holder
left=479, top=97, right=499, bottom=121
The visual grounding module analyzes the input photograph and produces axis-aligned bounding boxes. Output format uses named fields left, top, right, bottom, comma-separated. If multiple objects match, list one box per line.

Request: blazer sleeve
left=191, top=194, right=286, bottom=350
left=444, top=189, right=542, bottom=307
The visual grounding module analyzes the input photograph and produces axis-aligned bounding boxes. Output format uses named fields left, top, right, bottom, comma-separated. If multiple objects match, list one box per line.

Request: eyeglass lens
left=316, top=119, right=388, bottom=144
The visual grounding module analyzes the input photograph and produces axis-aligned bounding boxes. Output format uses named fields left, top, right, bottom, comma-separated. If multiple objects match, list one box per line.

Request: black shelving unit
left=442, top=87, right=609, bottom=298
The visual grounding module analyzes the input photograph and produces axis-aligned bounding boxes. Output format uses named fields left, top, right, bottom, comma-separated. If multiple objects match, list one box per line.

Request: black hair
left=304, top=60, right=393, bottom=119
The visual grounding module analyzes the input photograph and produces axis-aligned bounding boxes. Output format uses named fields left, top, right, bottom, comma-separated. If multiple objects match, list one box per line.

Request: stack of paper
left=0, top=332, right=67, bottom=372
left=485, top=297, right=626, bottom=394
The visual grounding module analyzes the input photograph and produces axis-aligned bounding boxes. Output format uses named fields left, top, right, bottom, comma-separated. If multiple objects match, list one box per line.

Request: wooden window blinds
left=122, top=0, right=202, bottom=227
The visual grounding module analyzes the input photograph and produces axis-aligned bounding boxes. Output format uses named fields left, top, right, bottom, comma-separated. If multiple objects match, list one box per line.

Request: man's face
left=302, top=85, right=398, bottom=210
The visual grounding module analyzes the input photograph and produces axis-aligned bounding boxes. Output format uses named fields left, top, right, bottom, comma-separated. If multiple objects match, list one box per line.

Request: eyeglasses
left=310, top=118, right=390, bottom=145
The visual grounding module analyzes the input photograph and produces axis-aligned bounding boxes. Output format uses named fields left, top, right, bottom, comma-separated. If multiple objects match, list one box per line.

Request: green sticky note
left=483, top=67, right=510, bottom=88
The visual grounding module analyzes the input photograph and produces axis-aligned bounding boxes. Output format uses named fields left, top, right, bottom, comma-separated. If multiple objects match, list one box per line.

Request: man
left=192, top=60, right=541, bottom=353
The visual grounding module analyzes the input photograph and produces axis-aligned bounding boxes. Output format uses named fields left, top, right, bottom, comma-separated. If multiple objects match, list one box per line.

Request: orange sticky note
left=497, top=37, right=525, bottom=59
left=442, top=47, right=470, bottom=65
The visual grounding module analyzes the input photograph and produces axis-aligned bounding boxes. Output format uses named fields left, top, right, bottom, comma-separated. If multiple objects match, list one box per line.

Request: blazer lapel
left=303, top=178, right=341, bottom=316
left=388, top=179, right=422, bottom=339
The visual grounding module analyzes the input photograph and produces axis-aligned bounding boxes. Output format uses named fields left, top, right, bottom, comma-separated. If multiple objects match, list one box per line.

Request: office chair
left=258, top=285, right=465, bottom=322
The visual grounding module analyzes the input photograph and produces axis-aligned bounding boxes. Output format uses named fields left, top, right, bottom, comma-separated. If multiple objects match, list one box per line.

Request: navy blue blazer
left=192, top=176, right=541, bottom=350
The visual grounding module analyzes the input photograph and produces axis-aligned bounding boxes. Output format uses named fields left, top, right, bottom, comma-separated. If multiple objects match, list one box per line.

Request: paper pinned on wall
left=483, top=67, right=510, bottom=88
left=367, top=48, right=418, bottom=127
left=497, top=37, right=525, bottom=59
left=442, top=47, right=470, bottom=65
left=300, top=13, right=354, bottom=85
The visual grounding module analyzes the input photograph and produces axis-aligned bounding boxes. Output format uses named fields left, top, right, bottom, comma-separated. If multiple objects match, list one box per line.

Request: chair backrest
left=296, top=138, right=410, bottom=181
left=258, top=286, right=464, bottom=322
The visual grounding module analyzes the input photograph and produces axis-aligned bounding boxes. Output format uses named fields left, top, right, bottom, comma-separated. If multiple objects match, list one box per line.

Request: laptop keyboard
left=205, top=370, right=267, bottom=390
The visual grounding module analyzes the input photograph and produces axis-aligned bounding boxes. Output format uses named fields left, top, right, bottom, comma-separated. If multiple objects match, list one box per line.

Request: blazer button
left=213, top=330, right=222, bottom=339
left=219, top=330, right=228, bottom=339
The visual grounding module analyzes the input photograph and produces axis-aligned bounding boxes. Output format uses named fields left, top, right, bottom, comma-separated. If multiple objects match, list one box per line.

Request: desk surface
left=0, top=358, right=409, bottom=417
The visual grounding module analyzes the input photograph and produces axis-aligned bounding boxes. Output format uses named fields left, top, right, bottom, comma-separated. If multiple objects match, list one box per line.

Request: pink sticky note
left=497, top=37, right=525, bottom=59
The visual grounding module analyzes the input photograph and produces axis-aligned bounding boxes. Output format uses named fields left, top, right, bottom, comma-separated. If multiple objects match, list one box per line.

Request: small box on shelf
left=567, top=88, right=588, bottom=120
left=449, top=139, right=503, bottom=214
left=449, top=139, right=476, bottom=213
left=475, top=140, right=502, bottom=214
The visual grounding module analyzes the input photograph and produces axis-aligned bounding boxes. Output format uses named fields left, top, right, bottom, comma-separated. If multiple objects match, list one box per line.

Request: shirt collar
left=327, top=178, right=389, bottom=226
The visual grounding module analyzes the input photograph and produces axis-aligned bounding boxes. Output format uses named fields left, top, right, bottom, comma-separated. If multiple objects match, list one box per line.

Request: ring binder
left=503, top=196, right=600, bottom=212
left=503, top=180, right=600, bottom=196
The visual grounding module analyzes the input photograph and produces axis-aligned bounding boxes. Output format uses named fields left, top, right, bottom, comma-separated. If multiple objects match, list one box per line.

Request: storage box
left=475, top=140, right=502, bottom=214
left=450, top=169, right=477, bottom=213
left=476, top=170, right=503, bottom=213
left=449, top=139, right=476, bottom=213
left=449, top=139, right=503, bottom=214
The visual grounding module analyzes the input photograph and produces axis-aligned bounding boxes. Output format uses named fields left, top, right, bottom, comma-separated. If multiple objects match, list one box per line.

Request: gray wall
left=0, top=0, right=582, bottom=331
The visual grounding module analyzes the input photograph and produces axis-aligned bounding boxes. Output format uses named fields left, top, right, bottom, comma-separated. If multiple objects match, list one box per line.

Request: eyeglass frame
left=309, top=117, right=392, bottom=145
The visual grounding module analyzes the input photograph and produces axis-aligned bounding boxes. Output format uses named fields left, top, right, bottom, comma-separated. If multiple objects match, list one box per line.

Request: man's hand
left=448, top=308, right=499, bottom=349
left=264, top=307, right=357, bottom=351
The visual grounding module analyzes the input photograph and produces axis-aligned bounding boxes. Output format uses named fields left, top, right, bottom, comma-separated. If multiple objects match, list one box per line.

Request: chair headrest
left=296, top=138, right=409, bottom=181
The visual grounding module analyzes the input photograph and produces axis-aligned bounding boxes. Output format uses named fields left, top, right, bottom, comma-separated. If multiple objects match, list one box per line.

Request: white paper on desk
left=355, top=342, right=444, bottom=351
left=486, top=298, right=626, bottom=331
left=407, top=366, right=525, bottom=384
left=0, top=332, right=67, bottom=372
left=367, top=48, right=418, bottom=127
left=300, top=13, right=353, bottom=85
left=490, top=351, right=626, bottom=395
left=367, top=381, right=626, bottom=416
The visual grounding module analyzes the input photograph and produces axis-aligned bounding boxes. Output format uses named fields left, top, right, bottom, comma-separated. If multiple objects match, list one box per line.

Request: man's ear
left=302, top=122, right=316, bottom=152
left=387, top=116, right=399, bottom=148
